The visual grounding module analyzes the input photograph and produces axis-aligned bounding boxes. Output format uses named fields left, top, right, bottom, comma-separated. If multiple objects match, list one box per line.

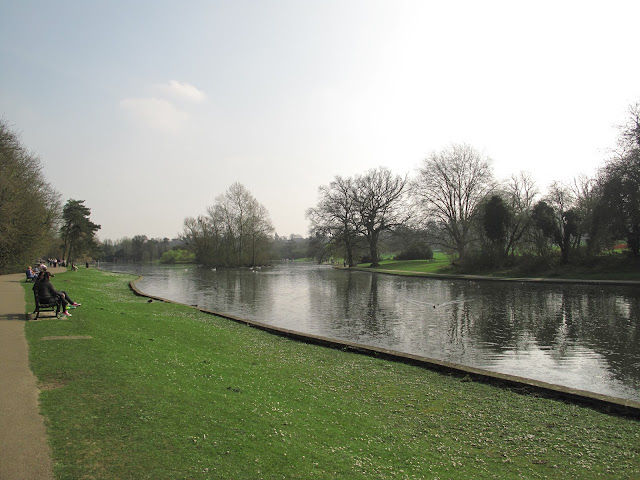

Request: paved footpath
left=0, top=271, right=57, bottom=480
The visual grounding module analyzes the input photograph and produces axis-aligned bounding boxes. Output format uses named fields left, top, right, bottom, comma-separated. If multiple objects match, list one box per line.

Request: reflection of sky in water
left=100, top=262, right=640, bottom=402
left=485, top=345, right=640, bottom=401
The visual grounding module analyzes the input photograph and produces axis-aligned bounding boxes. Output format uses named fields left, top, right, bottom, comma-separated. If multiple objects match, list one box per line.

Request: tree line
left=0, top=120, right=101, bottom=274
left=97, top=236, right=183, bottom=263
left=307, top=102, right=640, bottom=271
left=95, top=233, right=311, bottom=265
left=104, top=100, right=640, bottom=270
left=2, top=100, right=637, bottom=273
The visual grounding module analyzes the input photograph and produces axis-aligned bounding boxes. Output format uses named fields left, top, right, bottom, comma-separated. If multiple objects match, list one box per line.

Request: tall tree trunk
left=345, top=241, right=354, bottom=267
left=344, top=229, right=355, bottom=267
left=561, top=234, right=570, bottom=263
left=369, top=232, right=379, bottom=267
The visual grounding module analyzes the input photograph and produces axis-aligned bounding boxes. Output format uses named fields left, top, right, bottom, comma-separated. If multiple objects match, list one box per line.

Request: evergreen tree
left=483, top=195, right=512, bottom=261
left=60, top=199, right=101, bottom=263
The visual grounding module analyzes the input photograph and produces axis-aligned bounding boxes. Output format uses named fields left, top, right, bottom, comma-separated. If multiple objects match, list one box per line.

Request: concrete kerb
left=126, top=275, right=640, bottom=419
left=347, top=266, right=640, bottom=286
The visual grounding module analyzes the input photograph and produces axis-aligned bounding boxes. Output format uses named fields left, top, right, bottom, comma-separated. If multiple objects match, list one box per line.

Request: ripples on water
left=100, top=262, right=640, bottom=401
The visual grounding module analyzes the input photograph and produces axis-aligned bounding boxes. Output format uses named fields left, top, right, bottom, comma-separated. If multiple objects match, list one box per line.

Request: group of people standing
left=31, top=264, right=81, bottom=318
left=45, top=258, right=65, bottom=268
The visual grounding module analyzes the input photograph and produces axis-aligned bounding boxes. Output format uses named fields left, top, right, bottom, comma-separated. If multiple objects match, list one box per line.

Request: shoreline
left=341, top=265, right=640, bottom=286
left=128, top=274, right=640, bottom=418
left=22, top=268, right=640, bottom=477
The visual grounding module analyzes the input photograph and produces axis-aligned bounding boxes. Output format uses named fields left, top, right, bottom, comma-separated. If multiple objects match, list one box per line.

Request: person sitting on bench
left=25, top=266, right=37, bottom=282
left=36, top=271, right=80, bottom=317
left=32, top=270, right=44, bottom=290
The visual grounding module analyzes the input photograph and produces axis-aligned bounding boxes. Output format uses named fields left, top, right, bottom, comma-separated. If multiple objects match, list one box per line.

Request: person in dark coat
left=32, top=270, right=45, bottom=292
left=35, top=271, right=80, bottom=317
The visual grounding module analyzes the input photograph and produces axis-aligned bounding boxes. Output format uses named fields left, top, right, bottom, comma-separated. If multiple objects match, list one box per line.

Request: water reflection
left=100, top=262, right=640, bottom=401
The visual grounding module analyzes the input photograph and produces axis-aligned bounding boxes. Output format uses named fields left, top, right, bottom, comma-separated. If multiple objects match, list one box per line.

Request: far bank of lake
left=100, top=262, right=640, bottom=402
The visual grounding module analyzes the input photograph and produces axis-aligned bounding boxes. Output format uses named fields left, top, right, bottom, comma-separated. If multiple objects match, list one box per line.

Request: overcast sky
left=1, top=1, right=639, bottom=241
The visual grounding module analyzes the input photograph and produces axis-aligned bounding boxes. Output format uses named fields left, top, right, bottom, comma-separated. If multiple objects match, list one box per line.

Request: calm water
left=100, top=262, right=640, bottom=402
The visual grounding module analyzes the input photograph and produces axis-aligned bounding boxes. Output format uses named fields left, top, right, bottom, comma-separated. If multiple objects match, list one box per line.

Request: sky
left=1, top=1, right=639, bottom=241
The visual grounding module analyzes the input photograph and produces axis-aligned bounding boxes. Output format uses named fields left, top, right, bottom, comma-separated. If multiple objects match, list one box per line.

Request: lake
left=99, top=262, right=640, bottom=402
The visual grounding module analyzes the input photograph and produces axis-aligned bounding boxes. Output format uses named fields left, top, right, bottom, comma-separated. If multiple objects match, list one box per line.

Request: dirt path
left=0, top=272, right=54, bottom=480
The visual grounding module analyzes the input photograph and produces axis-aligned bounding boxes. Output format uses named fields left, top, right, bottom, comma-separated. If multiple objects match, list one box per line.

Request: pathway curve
left=0, top=271, right=55, bottom=480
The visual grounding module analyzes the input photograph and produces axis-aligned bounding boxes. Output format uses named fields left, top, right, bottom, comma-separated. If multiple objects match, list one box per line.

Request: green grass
left=356, top=252, right=453, bottom=274
left=357, top=252, right=640, bottom=281
left=24, top=269, right=639, bottom=479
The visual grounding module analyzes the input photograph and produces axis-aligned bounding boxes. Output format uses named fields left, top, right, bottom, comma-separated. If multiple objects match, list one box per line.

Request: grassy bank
left=355, top=254, right=640, bottom=282
left=354, top=254, right=451, bottom=275
left=24, top=269, right=639, bottom=479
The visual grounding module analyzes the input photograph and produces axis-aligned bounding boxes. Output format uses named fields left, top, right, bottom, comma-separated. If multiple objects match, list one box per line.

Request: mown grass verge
left=23, top=269, right=639, bottom=479
left=356, top=255, right=640, bottom=282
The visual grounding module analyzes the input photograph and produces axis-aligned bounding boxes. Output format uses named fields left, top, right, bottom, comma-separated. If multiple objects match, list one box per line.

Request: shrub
left=395, top=243, right=434, bottom=261
left=159, top=249, right=195, bottom=264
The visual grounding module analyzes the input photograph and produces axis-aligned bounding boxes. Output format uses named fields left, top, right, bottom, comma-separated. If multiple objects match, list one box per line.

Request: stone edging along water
left=125, top=274, right=640, bottom=419
left=348, top=266, right=640, bottom=286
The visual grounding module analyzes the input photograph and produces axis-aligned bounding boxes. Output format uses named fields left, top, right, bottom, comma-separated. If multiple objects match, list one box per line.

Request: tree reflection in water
left=102, top=262, right=640, bottom=401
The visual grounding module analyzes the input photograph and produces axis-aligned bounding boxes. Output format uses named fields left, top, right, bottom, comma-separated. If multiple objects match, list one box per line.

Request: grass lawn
left=24, top=269, right=639, bottom=479
left=354, top=252, right=453, bottom=275
left=356, top=252, right=640, bottom=282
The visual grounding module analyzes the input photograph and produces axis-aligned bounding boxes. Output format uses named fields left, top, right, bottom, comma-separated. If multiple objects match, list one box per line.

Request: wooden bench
left=33, top=291, right=61, bottom=319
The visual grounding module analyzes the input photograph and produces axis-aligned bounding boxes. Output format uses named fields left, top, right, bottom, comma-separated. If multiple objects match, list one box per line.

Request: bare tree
left=616, top=101, right=640, bottom=156
left=353, top=167, right=409, bottom=267
left=246, top=200, right=274, bottom=267
left=599, top=101, right=640, bottom=257
left=570, top=174, right=603, bottom=255
left=306, top=176, right=359, bottom=266
left=182, top=215, right=220, bottom=265
left=216, top=182, right=253, bottom=265
left=184, top=183, right=273, bottom=267
left=413, top=143, right=495, bottom=260
left=503, top=171, right=538, bottom=255
left=533, top=181, right=579, bottom=263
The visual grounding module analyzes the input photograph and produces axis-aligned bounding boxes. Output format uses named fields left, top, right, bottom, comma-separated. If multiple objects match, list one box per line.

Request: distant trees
left=130, top=235, right=148, bottom=263
left=413, top=143, right=495, bottom=260
left=87, top=103, right=640, bottom=272
left=304, top=99, right=640, bottom=272
left=308, top=168, right=408, bottom=267
left=306, top=176, right=359, bottom=267
left=182, top=183, right=274, bottom=267
left=272, top=234, right=308, bottom=261
left=130, top=235, right=175, bottom=263
left=60, top=199, right=101, bottom=264
left=597, top=102, right=640, bottom=257
left=182, top=215, right=220, bottom=266
left=354, top=168, right=409, bottom=267
left=98, top=236, right=181, bottom=263
left=216, top=182, right=274, bottom=267
left=0, top=120, right=61, bottom=273
left=599, top=159, right=640, bottom=257
left=159, top=248, right=195, bottom=264
left=306, top=232, right=332, bottom=264
left=502, top=172, right=538, bottom=256
left=483, top=195, right=511, bottom=259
